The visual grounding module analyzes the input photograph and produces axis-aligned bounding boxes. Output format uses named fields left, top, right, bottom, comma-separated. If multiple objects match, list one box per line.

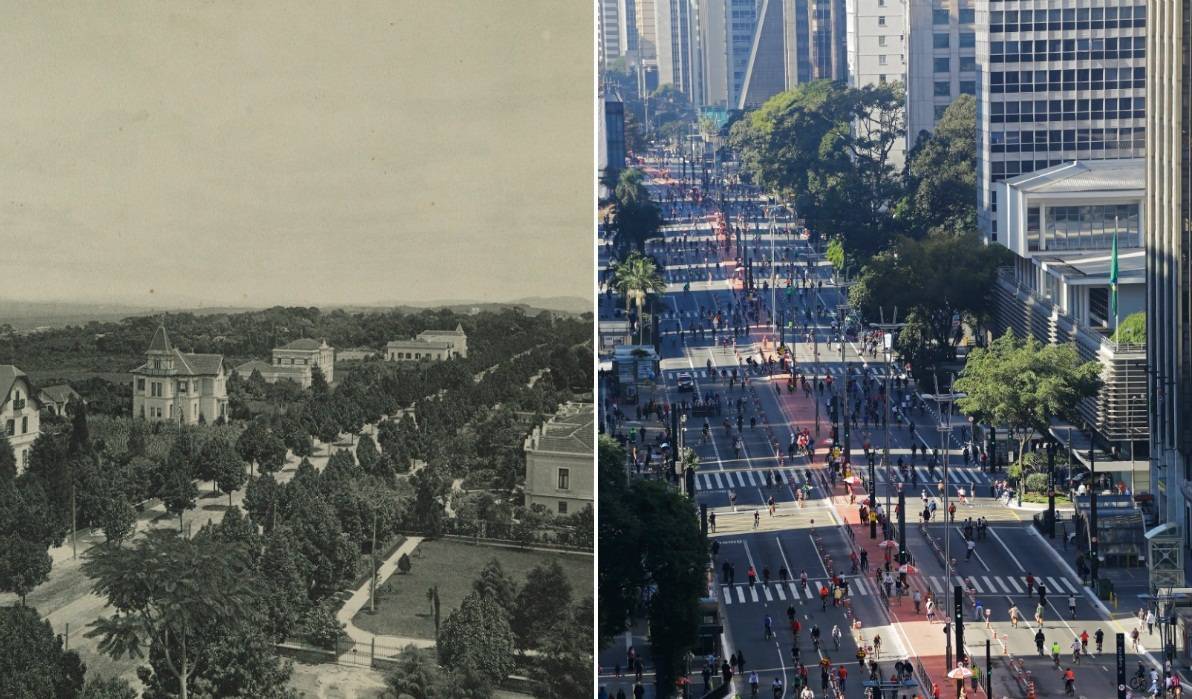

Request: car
left=676, top=372, right=695, bottom=392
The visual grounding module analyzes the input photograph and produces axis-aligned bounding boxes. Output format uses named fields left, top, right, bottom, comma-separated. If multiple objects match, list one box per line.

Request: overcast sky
left=0, top=2, right=592, bottom=309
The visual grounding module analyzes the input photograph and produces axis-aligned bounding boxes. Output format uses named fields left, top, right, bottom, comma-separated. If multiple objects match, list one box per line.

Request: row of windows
left=934, top=32, right=976, bottom=48
left=935, top=56, right=977, bottom=73
left=933, top=8, right=975, bottom=24
left=990, top=67, right=1145, bottom=94
left=988, top=126, right=1146, bottom=153
left=989, top=37, right=1145, bottom=63
left=989, top=98, right=1144, bottom=123
left=990, top=5, right=1144, bottom=31
left=4, top=417, right=29, bottom=437
left=1025, top=204, right=1140, bottom=253
left=991, top=156, right=1138, bottom=181
left=935, top=80, right=977, bottom=96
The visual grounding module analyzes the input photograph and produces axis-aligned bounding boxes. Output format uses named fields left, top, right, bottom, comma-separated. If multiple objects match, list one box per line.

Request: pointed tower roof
left=455, top=322, right=464, bottom=333
left=148, top=325, right=172, bottom=353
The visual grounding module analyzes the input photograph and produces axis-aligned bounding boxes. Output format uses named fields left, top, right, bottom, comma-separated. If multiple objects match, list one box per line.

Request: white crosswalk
left=695, top=468, right=815, bottom=491
left=718, top=573, right=1082, bottom=606
left=663, top=366, right=875, bottom=383
left=718, top=576, right=878, bottom=605
left=927, top=574, right=1082, bottom=595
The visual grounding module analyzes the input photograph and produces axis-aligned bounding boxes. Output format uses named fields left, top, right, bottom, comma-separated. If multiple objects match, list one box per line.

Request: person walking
left=1068, top=594, right=1077, bottom=620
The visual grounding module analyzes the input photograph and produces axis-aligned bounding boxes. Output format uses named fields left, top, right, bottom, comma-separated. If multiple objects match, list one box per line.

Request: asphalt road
left=635, top=165, right=1152, bottom=698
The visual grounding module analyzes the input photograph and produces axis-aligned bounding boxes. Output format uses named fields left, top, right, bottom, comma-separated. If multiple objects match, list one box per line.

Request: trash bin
left=1096, top=578, right=1113, bottom=600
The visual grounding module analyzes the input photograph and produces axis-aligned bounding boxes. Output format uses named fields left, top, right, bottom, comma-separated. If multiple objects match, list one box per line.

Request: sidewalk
left=336, top=536, right=428, bottom=661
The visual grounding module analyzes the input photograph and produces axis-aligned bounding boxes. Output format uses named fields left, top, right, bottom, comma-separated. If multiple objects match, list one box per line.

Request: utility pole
left=1089, top=428, right=1099, bottom=582
left=872, top=311, right=906, bottom=552
left=1046, top=440, right=1057, bottom=538
left=935, top=374, right=956, bottom=667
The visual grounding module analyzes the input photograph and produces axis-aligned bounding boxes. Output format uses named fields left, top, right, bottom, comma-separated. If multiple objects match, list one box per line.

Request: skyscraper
left=738, top=0, right=846, bottom=108
left=846, top=0, right=908, bottom=165
left=904, top=0, right=977, bottom=147
left=1146, top=0, right=1191, bottom=575
left=975, top=0, right=1147, bottom=241
left=699, top=0, right=761, bottom=107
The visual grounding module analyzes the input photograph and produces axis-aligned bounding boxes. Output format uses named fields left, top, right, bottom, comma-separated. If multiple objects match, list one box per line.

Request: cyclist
left=1070, top=636, right=1082, bottom=664
left=1061, top=667, right=1075, bottom=696
left=1094, top=628, right=1105, bottom=653
left=832, top=624, right=842, bottom=650
left=764, top=615, right=774, bottom=640
left=1034, top=630, right=1045, bottom=656
left=749, top=671, right=760, bottom=698
left=1050, top=640, right=1062, bottom=667
left=810, top=624, right=821, bottom=651
left=771, top=677, right=784, bottom=698
left=1079, top=630, right=1089, bottom=655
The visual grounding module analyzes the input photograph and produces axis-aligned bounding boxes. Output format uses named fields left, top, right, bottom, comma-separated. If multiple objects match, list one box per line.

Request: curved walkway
left=336, top=536, right=429, bottom=662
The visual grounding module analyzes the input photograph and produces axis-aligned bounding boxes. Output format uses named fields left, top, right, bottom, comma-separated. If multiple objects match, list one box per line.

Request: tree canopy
left=897, top=95, right=978, bottom=235
left=954, top=331, right=1102, bottom=464
left=612, top=168, right=663, bottom=252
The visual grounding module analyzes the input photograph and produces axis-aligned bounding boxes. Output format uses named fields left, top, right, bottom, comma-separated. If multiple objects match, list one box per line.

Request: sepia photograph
left=0, top=3, right=594, bottom=698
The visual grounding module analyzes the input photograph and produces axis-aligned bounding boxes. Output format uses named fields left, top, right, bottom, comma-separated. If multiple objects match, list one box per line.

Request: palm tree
left=611, top=251, right=666, bottom=345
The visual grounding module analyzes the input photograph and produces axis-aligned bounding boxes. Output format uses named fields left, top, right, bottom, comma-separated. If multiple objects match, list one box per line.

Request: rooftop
left=387, top=339, right=454, bottom=350
left=417, top=323, right=465, bottom=336
left=526, top=402, right=594, bottom=455
left=0, top=365, right=28, bottom=402
left=39, top=384, right=80, bottom=403
left=1039, top=249, right=1145, bottom=285
left=1003, top=159, right=1143, bottom=195
left=279, top=338, right=325, bottom=351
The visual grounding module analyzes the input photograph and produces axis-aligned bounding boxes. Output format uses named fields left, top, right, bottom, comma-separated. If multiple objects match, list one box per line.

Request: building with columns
left=131, top=326, right=227, bottom=424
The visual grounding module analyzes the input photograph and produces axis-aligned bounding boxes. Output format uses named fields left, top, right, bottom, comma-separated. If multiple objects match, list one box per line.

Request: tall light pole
left=872, top=312, right=907, bottom=552
left=934, top=373, right=957, bottom=667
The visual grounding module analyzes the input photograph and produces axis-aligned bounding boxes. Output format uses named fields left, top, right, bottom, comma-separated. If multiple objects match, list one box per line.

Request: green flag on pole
left=1109, top=229, right=1119, bottom=321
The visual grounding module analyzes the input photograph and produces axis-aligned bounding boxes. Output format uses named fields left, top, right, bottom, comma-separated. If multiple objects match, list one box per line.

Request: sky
left=0, top=2, right=593, bottom=309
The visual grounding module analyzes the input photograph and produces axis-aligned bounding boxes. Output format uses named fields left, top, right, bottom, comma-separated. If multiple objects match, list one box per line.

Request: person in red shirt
left=836, top=665, right=848, bottom=693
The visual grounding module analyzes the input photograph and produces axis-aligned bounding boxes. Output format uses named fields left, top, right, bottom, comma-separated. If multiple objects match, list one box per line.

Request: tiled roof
left=418, top=323, right=466, bottom=337
left=234, top=359, right=273, bottom=374
left=0, top=365, right=26, bottom=404
left=387, top=339, right=454, bottom=350
left=280, top=338, right=323, bottom=351
left=148, top=326, right=172, bottom=353
left=133, top=350, right=224, bottom=376
left=39, top=384, right=79, bottom=403
left=531, top=403, right=594, bottom=455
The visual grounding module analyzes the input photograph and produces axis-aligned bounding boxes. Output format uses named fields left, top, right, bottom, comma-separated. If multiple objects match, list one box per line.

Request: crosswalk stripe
left=713, top=473, right=724, bottom=489
left=1008, top=577, right=1024, bottom=593
left=1061, top=578, right=1079, bottom=594
left=737, top=587, right=746, bottom=603
left=969, top=577, right=984, bottom=593
left=723, top=586, right=732, bottom=604
left=982, top=576, right=996, bottom=594
left=994, top=577, right=1011, bottom=593
left=1047, top=577, right=1064, bottom=593
left=763, top=586, right=774, bottom=602
left=953, top=576, right=966, bottom=589
left=775, top=584, right=786, bottom=601
left=855, top=579, right=869, bottom=596
left=930, top=576, right=944, bottom=593
left=747, top=471, right=758, bottom=486
left=750, top=586, right=760, bottom=603
left=789, top=582, right=800, bottom=600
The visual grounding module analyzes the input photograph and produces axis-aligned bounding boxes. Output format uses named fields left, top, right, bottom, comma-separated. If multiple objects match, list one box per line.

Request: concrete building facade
left=992, top=161, right=1147, bottom=464
left=905, top=0, right=977, bottom=147
left=131, top=326, right=228, bottom=425
left=0, top=365, right=39, bottom=473
left=846, top=0, right=908, bottom=165
left=975, top=0, right=1148, bottom=241
left=523, top=402, right=594, bottom=515
left=1145, top=0, right=1192, bottom=581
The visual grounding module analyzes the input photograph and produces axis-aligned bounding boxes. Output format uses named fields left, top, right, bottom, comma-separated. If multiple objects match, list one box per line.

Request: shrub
left=302, top=603, right=345, bottom=650
left=398, top=553, right=412, bottom=574
left=1024, top=472, right=1050, bottom=494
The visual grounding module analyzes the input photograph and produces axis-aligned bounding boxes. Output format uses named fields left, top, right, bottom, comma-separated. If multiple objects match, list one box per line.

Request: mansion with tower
left=131, top=326, right=228, bottom=424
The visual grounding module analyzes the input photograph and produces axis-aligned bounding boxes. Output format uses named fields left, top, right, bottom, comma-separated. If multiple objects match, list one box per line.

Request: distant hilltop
left=0, top=295, right=591, bottom=331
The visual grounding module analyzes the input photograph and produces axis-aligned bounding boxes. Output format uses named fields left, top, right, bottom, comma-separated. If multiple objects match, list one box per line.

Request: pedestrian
left=1147, top=609, right=1156, bottom=635
left=709, top=511, right=717, bottom=533
left=1069, top=594, right=1077, bottom=619
left=754, top=510, right=760, bottom=528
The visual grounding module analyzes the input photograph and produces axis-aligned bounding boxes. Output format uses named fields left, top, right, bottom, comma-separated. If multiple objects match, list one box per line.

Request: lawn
left=353, top=538, right=592, bottom=641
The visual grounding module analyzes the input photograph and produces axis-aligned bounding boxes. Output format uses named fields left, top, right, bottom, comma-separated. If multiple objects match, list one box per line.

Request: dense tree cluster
left=598, top=436, right=706, bottom=693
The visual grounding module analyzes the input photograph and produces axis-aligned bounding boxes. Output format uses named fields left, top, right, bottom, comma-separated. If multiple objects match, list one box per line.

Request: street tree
left=437, top=592, right=514, bottom=686
left=598, top=436, right=705, bottom=690
left=0, top=604, right=86, bottom=697
left=612, top=168, right=663, bottom=252
left=356, top=433, right=380, bottom=472
left=0, top=434, right=16, bottom=484
left=954, top=331, right=1102, bottom=469
left=384, top=645, right=444, bottom=699
left=155, top=452, right=198, bottom=532
left=83, top=529, right=258, bottom=699
left=244, top=473, right=283, bottom=532
left=0, top=477, right=58, bottom=604
left=258, top=526, right=313, bottom=641
left=897, top=94, right=978, bottom=236
left=849, top=231, right=1013, bottom=380
left=512, top=561, right=573, bottom=650
left=610, top=250, right=666, bottom=345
